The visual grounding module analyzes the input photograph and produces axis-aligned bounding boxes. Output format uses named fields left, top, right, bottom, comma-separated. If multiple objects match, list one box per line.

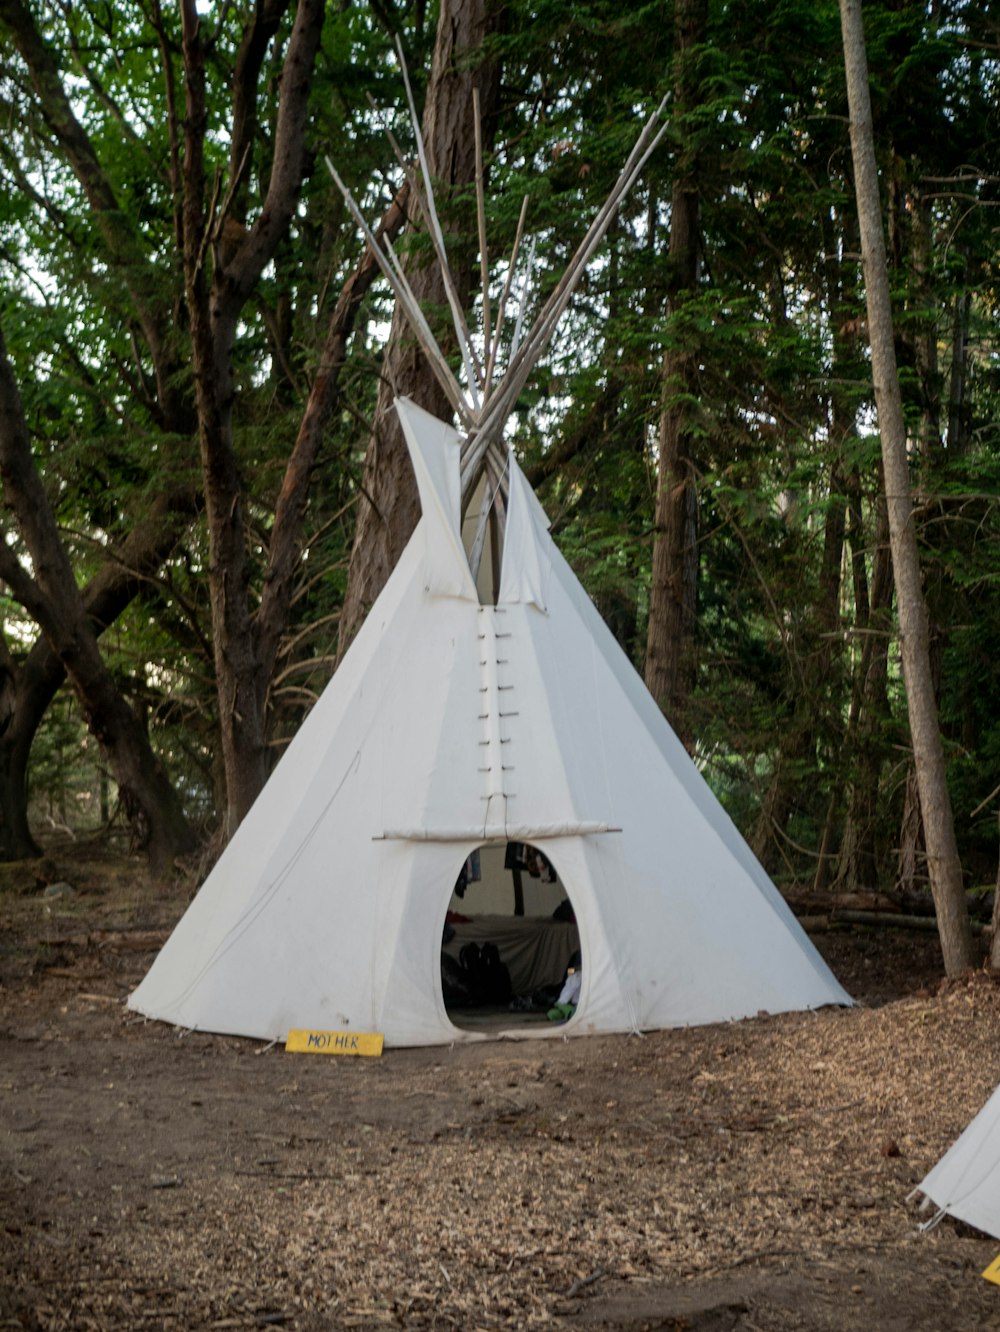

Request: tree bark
left=946, top=276, right=972, bottom=454
left=0, top=329, right=196, bottom=874
left=990, top=808, right=1000, bottom=970
left=812, top=204, right=864, bottom=893
left=0, top=633, right=40, bottom=860
left=0, top=480, right=197, bottom=862
left=833, top=480, right=894, bottom=891
left=751, top=454, right=848, bottom=877
left=839, top=0, right=973, bottom=974
left=253, top=184, right=410, bottom=702
left=644, top=0, right=707, bottom=742
left=179, top=0, right=325, bottom=834
left=337, top=0, right=503, bottom=655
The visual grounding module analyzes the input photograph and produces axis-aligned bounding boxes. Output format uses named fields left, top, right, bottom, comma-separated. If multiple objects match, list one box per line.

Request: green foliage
left=28, top=690, right=109, bottom=835
left=0, top=0, right=997, bottom=889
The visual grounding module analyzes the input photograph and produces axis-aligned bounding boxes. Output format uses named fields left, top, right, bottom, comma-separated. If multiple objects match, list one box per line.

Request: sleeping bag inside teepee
left=128, top=397, right=851, bottom=1047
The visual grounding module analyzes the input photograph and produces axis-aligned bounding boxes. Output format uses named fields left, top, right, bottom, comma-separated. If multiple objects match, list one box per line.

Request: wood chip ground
left=2, top=869, right=1000, bottom=1330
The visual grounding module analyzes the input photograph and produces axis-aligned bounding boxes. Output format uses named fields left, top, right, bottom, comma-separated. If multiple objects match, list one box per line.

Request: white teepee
left=129, top=80, right=851, bottom=1048
left=915, top=1085, right=1000, bottom=1239
left=130, top=396, right=850, bottom=1045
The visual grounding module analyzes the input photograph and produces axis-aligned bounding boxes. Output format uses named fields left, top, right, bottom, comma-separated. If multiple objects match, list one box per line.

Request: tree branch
left=0, top=0, right=171, bottom=395
left=219, top=0, right=325, bottom=310
left=228, top=0, right=290, bottom=223
left=253, top=181, right=410, bottom=686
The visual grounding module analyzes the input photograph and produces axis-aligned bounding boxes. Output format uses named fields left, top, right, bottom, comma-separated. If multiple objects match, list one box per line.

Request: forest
left=0, top=0, right=998, bottom=969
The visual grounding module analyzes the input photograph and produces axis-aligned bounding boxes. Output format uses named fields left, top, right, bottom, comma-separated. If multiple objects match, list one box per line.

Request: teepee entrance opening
left=441, top=841, right=582, bottom=1033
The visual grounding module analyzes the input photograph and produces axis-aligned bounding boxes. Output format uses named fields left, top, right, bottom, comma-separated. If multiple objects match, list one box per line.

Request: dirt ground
left=3, top=844, right=1000, bottom=1331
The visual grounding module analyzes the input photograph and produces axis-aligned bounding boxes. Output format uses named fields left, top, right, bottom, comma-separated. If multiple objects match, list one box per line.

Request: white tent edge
left=914, top=1082, right=1000, bottom=1240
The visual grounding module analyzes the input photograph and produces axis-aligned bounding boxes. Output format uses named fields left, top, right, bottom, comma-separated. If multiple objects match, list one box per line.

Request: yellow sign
left=982, top=1254, right=1000, bottom=1286
left=285, top=1028, right=384, bottom=1057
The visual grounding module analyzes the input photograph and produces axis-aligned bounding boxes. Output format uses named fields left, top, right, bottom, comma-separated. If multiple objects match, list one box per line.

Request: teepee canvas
left=129, top=79, right=851, bottom=1048
left=130, top=396, right=850, bottom=1045
left=915, top=1085, right=1000, bottom=1239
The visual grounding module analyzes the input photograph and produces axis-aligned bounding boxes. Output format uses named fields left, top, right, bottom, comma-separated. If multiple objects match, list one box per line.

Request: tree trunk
left=896, top=765, right=925, bottom=894
left=0, top=748, right=37, bottom=860
left=946, top=274, right=972, bottom=454
left=179, top=0, right=325, bottom=833
left=751, top=452, right=847, bottom=877
left=644, top=0, right=707, bottom=742
left=0, top=328, right=196, bottom=874
left=337, top=0, right=503, bottom=655
left=990, top=808, right=1000, bottom=971
left=180, top=0, right=418, bottom=835
left=909, top=184, right=942, bottom=464
left=0, top=635, right=40, bottom=860
left=254, top=184, right=410, bottom=699
left=803, top=472, right=848, bottom=888
left=812, top=205, right=864, bottom=893
left=839, top=0, right=973, bottom=974
left=752, top=201, right=853, bottom=878
left=834, top=481, right=894, bottom=891
left=0, top=479, right=197, bottom=863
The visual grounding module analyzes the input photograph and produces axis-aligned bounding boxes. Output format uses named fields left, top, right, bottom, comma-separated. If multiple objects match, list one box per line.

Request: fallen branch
left=561, top=1268, right=606, bottom=1299
left=785, top=890, right=900, bottom=916
left=833, top=909, right=987, bottom=935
